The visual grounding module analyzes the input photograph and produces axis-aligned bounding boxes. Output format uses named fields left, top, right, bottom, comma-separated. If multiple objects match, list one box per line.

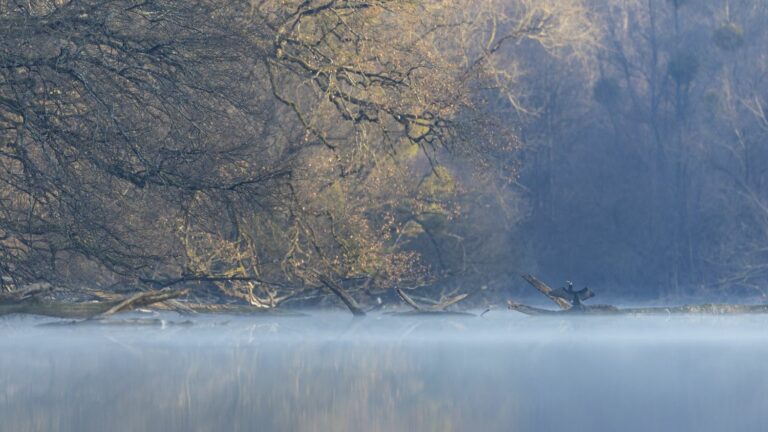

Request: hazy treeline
left=1, top=0, right=766, bottom=305
left=520, top=0, right=768, bottom=297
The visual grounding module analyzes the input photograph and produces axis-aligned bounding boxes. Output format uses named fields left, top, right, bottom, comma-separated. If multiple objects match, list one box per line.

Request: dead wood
left=94, top=288, right=190, bottom=319
left=396, top=288, right=424, bottom=311
left=0, top=282, right=54, bottom=304
left=507, top=301, right=565, bottom=315
left=512, top=274, right=768, bottom=316
left=386, top=310, right=475, bottom=317
left=521, top=274, right=571, bottom=309
left=507, top=300, right=768, bottom=316
left=159, top=299, right=197, bottom=315
left=507, top=300, right=619, bottom=315
left=0, top=301, right=114, bottom=318
left=3, top=297, right=298, bottom=318
left=181, top=303, right=307, bottom=316
left=395, top=287, right=471, bottom=314
left=41, top=318, right=195, bottom=327
left=620, top=304, right=768, bottom=315
left=0, top=288, right=189, bottom=319
left=318, top=274, right=366, bottom=317
left=434, top=293, right=470, bottom=310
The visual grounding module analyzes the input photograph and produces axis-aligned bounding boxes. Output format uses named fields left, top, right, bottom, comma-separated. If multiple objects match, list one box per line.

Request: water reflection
left=2, top=312, right=768, bottom=431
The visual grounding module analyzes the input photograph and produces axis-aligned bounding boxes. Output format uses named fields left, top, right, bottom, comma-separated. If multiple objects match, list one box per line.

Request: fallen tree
left=0, top=288, right=190, bottom=319
left=509, top=274, right=768, bottom=315
left=0, top=286, right=311, bottom=320
left=317, top=275, right=367, bottom=317
left=388, top=287, right=475, bottom=316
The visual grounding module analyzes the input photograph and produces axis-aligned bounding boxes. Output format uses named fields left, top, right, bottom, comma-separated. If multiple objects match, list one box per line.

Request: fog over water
left=2, top=312, right=768, bottom=432
left=4, top=1, right=768, bottom=430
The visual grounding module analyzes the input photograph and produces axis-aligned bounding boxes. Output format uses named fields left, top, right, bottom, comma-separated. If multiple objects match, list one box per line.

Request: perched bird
left=549, top=281, right=594, bottom=309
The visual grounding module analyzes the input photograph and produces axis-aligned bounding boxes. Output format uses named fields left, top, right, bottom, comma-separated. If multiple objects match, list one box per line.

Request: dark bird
left=549, top=281, right=594, bottom=309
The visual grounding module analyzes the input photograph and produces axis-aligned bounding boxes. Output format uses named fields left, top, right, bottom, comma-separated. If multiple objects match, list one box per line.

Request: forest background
left=2, top=0, right=767, bottom=309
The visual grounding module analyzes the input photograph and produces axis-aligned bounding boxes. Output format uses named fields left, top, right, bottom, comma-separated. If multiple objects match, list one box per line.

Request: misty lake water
left=2, top=311, right=768, bottom=432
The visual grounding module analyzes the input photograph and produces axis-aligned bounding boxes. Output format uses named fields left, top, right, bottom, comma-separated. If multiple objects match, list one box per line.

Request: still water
left=2, top=311, right=768, bottom=432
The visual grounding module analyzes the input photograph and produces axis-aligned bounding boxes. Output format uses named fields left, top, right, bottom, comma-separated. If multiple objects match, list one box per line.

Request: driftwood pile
left=4, top=272, right=768, bottom=322
left=508, top=274, right=768, bottom=315
left=0, top=280, right=478, bottom=320
left=0, top=286, right=191, bottom=321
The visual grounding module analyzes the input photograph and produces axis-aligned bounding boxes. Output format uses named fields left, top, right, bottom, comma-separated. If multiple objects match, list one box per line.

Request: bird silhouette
left=549, top=281, right=595, bottom=309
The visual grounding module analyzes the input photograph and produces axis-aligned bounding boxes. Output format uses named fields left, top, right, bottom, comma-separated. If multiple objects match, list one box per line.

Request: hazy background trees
left=2, top=0, right=766, bottom=305
left=518, top=0, right=768, bottom=299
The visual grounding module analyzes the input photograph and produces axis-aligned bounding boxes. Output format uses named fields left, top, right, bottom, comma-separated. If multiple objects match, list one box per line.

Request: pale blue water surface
left=2, top=311, right=768, bottom=432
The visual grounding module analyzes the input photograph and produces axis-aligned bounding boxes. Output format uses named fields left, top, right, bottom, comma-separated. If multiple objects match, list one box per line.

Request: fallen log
left=181, top=303, right=307, bottom=316
left=521, top=274, right=571, bottom=310
left=507, top=300, right=618, bottom=315
left=434, top=293, right=470, bottom=310
left=41, top=318, right=195, bottom=327
left=512, top=274, right=768, bottom=316
left=508, top=300, right=768, bottom=316
left=0, top=282, right=54, bottom=304
left=396, top=287, right=424, bottom=311
left=0, top=288, right=189, bottom=319
left=391, top=287, right=474, bottom=316
left=387, top=309, right=475, bottom=317
left=94, top=289, right=190, bottom=319
left=621, top=304, right=768, bottom=315
left=0, top=300, right=116, bottom=319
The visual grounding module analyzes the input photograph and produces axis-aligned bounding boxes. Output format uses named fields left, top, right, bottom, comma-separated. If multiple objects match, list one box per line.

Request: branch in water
left=318, top=274, right=366, bottom=317
left=95, top=288, right=190, bottom=319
